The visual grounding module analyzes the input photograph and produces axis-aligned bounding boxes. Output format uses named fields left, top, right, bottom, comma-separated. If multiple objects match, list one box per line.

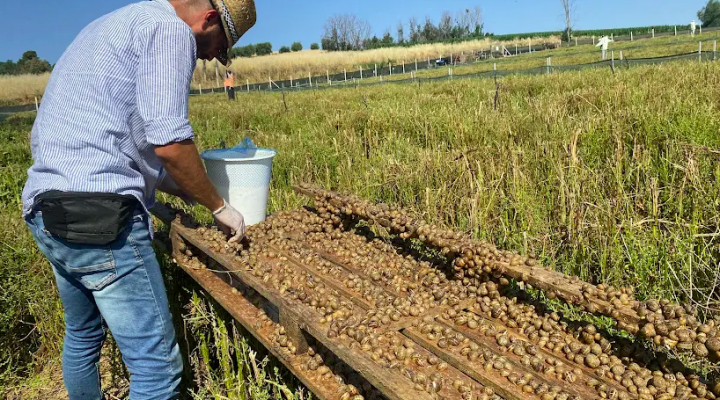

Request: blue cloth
left=22, top=0, right=197, bottom=217
left=25, top=209, right=183, bottom=400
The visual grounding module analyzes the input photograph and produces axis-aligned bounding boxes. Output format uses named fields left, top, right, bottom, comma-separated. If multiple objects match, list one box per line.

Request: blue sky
left=0, top=0, right=708, bottom=63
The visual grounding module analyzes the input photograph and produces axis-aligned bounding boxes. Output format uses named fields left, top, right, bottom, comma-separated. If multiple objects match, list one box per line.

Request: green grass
left=4, top=56, right=720, bottom=396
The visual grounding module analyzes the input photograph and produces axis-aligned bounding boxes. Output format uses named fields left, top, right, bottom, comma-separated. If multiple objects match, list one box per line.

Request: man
left=21, top=0, right=255, bottom=399
left=224, top=69, right=236, bottom=100
left=596, top=35, right=613, bottom=60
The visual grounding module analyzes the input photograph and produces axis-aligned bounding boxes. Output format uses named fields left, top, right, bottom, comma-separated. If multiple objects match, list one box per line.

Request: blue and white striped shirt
left=22, top=0, right=196, bottom=216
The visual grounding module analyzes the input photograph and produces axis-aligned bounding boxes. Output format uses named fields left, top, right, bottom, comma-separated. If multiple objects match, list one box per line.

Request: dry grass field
left=0, top=73, right=50, bottom=107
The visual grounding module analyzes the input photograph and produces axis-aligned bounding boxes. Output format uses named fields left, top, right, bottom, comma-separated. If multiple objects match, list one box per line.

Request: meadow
left=3, top=56, right=720, bottom=397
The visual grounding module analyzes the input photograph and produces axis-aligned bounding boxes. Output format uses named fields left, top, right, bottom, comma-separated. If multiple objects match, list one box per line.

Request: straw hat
left=208, top=0, right=256, bottom=65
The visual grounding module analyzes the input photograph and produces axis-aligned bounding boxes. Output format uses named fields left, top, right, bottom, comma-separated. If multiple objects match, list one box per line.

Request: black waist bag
left=37, top=191, right=139, bottom=245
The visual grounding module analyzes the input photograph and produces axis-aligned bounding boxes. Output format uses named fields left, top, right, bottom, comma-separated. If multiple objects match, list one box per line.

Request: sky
left=0, top=0, right=708, bottom=63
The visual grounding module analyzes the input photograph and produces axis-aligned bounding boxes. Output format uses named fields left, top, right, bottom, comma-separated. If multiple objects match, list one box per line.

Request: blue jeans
left=26, top=209, right=182, bottom=400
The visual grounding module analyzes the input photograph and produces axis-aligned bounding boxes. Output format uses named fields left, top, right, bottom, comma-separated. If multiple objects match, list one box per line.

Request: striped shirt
left=22, top=0, right=196, bottom=217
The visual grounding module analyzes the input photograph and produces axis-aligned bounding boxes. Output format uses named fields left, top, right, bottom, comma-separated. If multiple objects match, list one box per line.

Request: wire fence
left=193, top=33, right=720, bottom=96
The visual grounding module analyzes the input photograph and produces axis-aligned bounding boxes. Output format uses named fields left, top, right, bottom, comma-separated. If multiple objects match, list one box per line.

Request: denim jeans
left=26, top=208, right=182, bottom=400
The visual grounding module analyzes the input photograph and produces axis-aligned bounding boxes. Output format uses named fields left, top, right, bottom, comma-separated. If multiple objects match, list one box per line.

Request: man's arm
left=154, top=140, right=221, bottom=210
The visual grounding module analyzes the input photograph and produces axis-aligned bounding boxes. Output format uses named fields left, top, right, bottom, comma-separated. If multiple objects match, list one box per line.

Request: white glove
left=212, top=201, right=245, bottom=243
left=157, top=171, right=197, bottom=206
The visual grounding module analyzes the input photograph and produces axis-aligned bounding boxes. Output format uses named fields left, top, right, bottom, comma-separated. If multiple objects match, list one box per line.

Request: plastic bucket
left=201, top=147, right=277, bottom=226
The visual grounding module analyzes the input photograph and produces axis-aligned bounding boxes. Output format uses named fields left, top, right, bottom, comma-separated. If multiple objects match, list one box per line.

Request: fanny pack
left=37, top=191, right=139, bottom=245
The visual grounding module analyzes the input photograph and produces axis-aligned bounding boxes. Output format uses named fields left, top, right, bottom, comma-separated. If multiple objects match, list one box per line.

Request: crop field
left=3, top=54, right=720, bottom=398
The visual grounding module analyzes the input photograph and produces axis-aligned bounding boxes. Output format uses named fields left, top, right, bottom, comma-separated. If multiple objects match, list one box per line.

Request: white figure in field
left=691, top=20, right=698, bottom=36
left=596, top=35, right=614, bottom=60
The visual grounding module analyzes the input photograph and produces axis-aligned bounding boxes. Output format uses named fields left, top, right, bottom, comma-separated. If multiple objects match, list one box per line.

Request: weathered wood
left=172, top=223, right=436, bottom=400
left=292, top=184, right=640, bottom=326
left=170, top=235, right=340, bottom=400
left=464, top=308, right=635, bottom=398
left=280, top=308, right=310, bottom=355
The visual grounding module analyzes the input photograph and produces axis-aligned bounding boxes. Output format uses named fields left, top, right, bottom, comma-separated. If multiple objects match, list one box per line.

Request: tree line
left=0, top=51, right=52, bottom=75
left=321, top=6, right=483, bottom=51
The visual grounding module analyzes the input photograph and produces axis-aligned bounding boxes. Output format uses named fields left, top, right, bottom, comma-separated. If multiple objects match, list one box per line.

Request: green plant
left=290, top=42, right=302, bottom=52
left=310, top=43, right=319, bottom=50
left=279, top=46, right=291, bottom=54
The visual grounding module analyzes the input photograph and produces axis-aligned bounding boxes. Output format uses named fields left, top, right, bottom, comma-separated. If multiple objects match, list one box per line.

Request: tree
left=560, top=0, right=576, bottom=42
left=279, top=46, right=291, bottom=53
left=255, top=42, right=273, bottom=56
left=438, top=11, right=453, bottom=40
left=14, top=51, right=52, bottom=75
left=291, top=42, right=303, bottom=52
left=322, top=14, right=372, bottom=51
left=310, top=42, right=320, bottom=50
left=396, top=22, right=405, bottom=43
left=468, top=6, right=483, bottom=36
left=0, top=60, right=17, bottom=75
left=408, top=16, right=421, bottom=43
left=698, top=0, right=720, bottom=27
left=381, top=30, right=394, bottom=46
left=420, top=17, right=439, bottom=42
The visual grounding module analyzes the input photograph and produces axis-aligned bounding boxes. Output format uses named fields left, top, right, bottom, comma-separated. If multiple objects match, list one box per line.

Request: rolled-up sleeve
left=136, top=22, right=197, bottom=145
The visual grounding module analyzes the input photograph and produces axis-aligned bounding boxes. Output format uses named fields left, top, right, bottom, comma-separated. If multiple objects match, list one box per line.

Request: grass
left=194, top=36, right=561, bottom=88
left=3, top=54, right=720, bottom=397
left=0, top=74, right=49, bottom=107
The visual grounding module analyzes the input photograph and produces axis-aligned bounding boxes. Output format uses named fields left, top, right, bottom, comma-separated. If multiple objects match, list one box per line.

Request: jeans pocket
left=37, top=228, right=118, bottom=291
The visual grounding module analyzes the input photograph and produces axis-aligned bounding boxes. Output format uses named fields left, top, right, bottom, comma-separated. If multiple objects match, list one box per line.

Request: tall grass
left=193, top=36, right=561, bottom=86
left=0, top=74, right=49, bottom=107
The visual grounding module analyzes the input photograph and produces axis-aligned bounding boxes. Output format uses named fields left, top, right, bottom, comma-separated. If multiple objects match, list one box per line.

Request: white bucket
left=201, top=147, right=277, bottom=226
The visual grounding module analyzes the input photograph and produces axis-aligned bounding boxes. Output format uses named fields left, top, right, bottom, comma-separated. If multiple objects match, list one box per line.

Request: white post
left=515, top=44, right=518, bottom=55
left=269, top=77, right=272, bottom=90
left=611, top=33, right=614, bottom=41
left=450, top=53, right=453, bottom=66
left=575, top=37, right=578, bottom=46
left=700, top=41, right=703, bottom=62
left=427, top=57, right=430, bottom=67
left=326, top=70, right=329, bottom=84
left=199, top=84, right=202, bottom=94
left=493, top=63, right=497, bottom=71
left=290, top=76, right=293, bottom=87
left=415, top=58, right=418, bottom=71
left=309, top=72, right=312, bottom=86
left=675, top=26, right=677, bottom=36
left=529, top=39, right=532, bottom=53
left=344, top=69, right=347, bottom=81
left=374, top=64, right=377, bottom=76
left=389, top=62, right=392, bottom=76
left=546, top=57, right=551, bottom=74
left=592, top=36, right=595, bottom=45
left=224, top=83, right=227, bottom=93
left=34, top=96, right=39, bottom=112
left=246, top=79, right=249, bottom=92
left=448, top=67, right=452, bottom=78
left=360, top=67, right=363, bottom=80
left=620, top=50, right=623, bottom=60
left=402, top=61, right=405, bottom=74
left=631, top=32, right=633, bottom=41
left=652, top=28, right=655, bottom=38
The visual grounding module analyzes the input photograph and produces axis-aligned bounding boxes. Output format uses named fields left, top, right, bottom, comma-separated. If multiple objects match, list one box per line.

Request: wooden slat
left=292, top=184, right=640, bottom=325
left=169, top=234, right=340, bottom=400
left=172, top=223, right=436, bottom=400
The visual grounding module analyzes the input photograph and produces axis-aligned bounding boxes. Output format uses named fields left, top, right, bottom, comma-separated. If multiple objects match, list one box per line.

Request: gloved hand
left=157, top=170, right=197, bottom=206
left=212, top=201, right=245, bottom=243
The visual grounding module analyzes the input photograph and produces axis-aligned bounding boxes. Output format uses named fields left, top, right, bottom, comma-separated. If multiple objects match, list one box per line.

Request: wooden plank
left=429, top=319, right=601, bottom=400
left=172, top=223, right=436, bottom=400
left=292, top=184, right=640, bottom=325
left=403, top=326, right=530, bottom=400
left=169, top=234, right=340, bottom=400
left=463, top=308, right=635, bottom=398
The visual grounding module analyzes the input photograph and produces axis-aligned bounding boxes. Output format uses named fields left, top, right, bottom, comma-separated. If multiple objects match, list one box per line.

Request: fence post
left=269, top=77, right=272, bottom=90
left=449, top=67, right=452, bottom=79
left=309, top=72, right=312, bottom=86
left=652, top=28, right=655, bottom=38
left=493, top=63, right=497, bottom=71
left=415, top=58, right=418, bottom=71
left=546, top=57, right=551, bottom=74
left=290, top=76, right=293, bottom=87
left=35, top=96, right=39, bottom=112
left=575, top=37, right=578, bottom=46
left=528, top=39, right=531, bottom=53
left=199, top=84, right=202, bottom=94
left=344, top=68, right=347, bottom=81
left=515, top=44, right=518, bottom=55
left=246, top=79, right=249, bottom=92
left=326, top=70, right=330, bottom=84
left=389, top=62, right=392, bottom=76
left=450, top=53, right=453, bottom=66
left=699, top=41, right=703, bottom=62
left=675, top=26, right=677, bottom=36
left=592, top=36, right=595, bottom=45
left=360, top=67, right=363, bottom=80
left=620, top=51, right=623, bottom=60
left=374, top=64, right=377, bottom=76
left=402, top=61, right=405, bottom=74
left=631, top=32, right=633, bottom=41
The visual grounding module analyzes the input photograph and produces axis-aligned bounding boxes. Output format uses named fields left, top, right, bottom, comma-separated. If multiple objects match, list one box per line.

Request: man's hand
left=212, top=201, right=245, bottom=243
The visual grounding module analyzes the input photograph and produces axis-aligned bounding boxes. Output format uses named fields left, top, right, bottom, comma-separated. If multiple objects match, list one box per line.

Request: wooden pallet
left=149, top=201, right=652, bottom=400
